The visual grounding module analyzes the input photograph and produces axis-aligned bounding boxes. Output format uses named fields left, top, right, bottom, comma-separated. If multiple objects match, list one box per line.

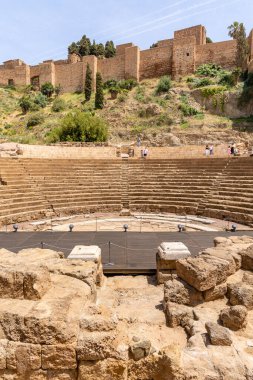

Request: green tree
left=228, top=21, right=240, bottom=39
left=206, top=37, right=213, bottom=43
left=228, top=22, right=249, bottom=69
left=96, top=43, right=105, bottom=57
left=68, top=42, right=79, bottom=55
left=54, top=111, right=108, bottom=142
left=95, top=72, right=104, bottom=109
left=105, top=41, right=116, bottom=58
left=84, top=64, right=92, bottom=101
left=150, top=42, right=158, bottom=49
left=90, top=40, right=98, bottom=56
left=41, top=82, right=55, bottom=98
left=79, top=35, right=91, bottom=56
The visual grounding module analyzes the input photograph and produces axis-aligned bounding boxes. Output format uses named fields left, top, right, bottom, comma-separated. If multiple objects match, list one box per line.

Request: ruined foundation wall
left=196, top=40, right=237, bottom=69
left=0, top=61, right=30, bottom=86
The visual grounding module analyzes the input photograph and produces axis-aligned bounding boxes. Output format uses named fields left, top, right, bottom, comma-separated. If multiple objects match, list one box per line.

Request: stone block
left=220, top=306, right=248, bottom=331
left=227, top=283, right=253, bottom=310
left=68, top=245, right=101, bottom=264
left=205, top=322, right=232, bottom=346
left=78, top=359, right=127, bottom=380
left=6, top=341, right=41, bottom=371
left=41, top=345, right=77, bottom=370
left=164, top=302, right=193, bottom=327
left=203, top=283, right=227, bottom=302
left=0, top=340, right=7, bottom=370
left=176, top=257, right=218, bottom=291
left=164, top=277, right=203, bottom=306
left=240, top=245, right=253, bottom=270
left=77, top=331, right=117, bottom=361
left=129, top=340, right=151, bottom=361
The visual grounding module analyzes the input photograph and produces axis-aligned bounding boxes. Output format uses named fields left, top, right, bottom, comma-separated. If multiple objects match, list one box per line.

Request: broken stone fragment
left=240, top=245, right=253, bottom=270
left=164, top=302, right=193, bottom=328
left=220, top=305, right=248, bottom=331
left=227, top=282, right=253, bottom=310
left=205, top=322, right=232, bottom=346
left=203, top=283, right=227, bottom=302
left=129, top=340, right=151, bottom=361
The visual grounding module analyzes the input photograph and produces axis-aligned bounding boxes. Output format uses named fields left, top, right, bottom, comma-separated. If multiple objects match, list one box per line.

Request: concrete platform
left=0, top=231, right=253, bottom=274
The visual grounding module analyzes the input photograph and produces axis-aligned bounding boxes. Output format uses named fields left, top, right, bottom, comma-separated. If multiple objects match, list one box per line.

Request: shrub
left=53, top=111, right=108, bottom=142
left=34, top=93, right=47, bottom=108
left=155, top=76, right=172, bottom=95
left=95, top=73, right=104, bottom=109
left=117, top=93, right=128, bottom=103
left=135, top=86, right=146, bottom=102
left=55, top=85, right=61, bottom=96
left=196, top=64, right=223, bottom=77
left=118, top=79, right=138, bottom=91
left=155, top=113, right=173, bottom=126
left=200, top=85, right=227, bottom=97
left=104, top=79, right=118, bottom=90
left=19, top=96, right=33, bottom=114
left=179, top=103, right=199, bottom=116
left=192, top=78, right=213, bottom=88
left=41, top=82, right=55, bottom=98
left=26, top=113, right=45, bottom=128
left=52, top=98, right=66, bottom=112
left=218, top=72, right=236, bottom=87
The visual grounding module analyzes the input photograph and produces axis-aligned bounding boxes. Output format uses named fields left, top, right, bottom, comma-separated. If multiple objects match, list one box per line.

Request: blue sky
left=0, top=0, right=252, bottom=65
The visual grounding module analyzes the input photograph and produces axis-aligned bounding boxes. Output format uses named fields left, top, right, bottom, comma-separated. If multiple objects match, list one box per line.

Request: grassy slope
left=0, top=77, right=252, bottom=146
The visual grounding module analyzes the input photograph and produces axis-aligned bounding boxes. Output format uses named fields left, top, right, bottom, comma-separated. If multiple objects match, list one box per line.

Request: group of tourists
left=228, top=143, right=239, bottom=156
left=205, top=145, right=214, bottom=156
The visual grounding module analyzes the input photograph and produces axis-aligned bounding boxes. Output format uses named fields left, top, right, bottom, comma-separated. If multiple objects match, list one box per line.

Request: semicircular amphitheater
left=0, top=156, right=253, bottom=226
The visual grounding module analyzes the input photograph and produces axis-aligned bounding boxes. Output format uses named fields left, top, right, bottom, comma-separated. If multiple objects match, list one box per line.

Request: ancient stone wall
left=0, top=60, right=30, bottom=86
left=140, top=43, right=173, bottom=80
left=196, top=40, right=237, bottom=69
left=172, top=36, right=196, bottom=78
left=0, top=24, right=249, bottom=91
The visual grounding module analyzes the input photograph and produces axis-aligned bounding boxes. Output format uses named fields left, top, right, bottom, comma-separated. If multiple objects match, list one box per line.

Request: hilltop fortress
left=1, top=25, right=253, bottom=93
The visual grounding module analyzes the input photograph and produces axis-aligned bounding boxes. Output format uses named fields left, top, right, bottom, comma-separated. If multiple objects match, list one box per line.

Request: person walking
left=209, top=145, right=214, bottom=156
left=143, top=147, right=148, bottom=159
left=205, top=145, right=210, bottom=156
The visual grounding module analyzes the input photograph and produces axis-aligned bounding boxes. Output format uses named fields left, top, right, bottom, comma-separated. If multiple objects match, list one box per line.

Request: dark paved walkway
left=1, top=231, right=253, bottom=273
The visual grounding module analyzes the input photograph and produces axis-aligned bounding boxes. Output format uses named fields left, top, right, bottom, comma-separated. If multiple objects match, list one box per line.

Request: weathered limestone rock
left=76, top=331, right=120, bottom=361
left=176, top=256, right=219, bottom=291
left=78, top=359, right=127, bottom=380
left=227, top=282, right=253, bottom=310
left=202, top=248, right=237, bottom=275
left=129, top=340, right=151, bottom=361
left=0, top=340, right=7, bottom=370
left=164, top=278, right=203, bottom=306
left=41, top=345, right=77, bottom=370
left=6, top=341, right=41, bottom=371
left=220, top=305, right=248, bottom=331
left=240, top=245, right=253, bottom=270
left=243, top=271, right=253, bottom=286
left=205, top=322, right=232, bottom=346
left=203, top=283, right=227, bottom=302
left=47, top=370, right=77, bottom=379
left=0, top=266, right=51, bottom=300
left=164, top=302, right=193, bottom=327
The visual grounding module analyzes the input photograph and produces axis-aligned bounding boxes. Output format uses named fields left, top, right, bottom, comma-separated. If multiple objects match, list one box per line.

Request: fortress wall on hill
left=140, top=45, right=173, bottom=80
left=98, top=54, right=126, bottom=81
left=0, top=25, right=251, bottom=91
left=196, top=40, right=237, bottom=69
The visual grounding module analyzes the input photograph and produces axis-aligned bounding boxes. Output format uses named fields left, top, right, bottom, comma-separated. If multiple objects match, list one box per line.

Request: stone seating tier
left=0, top=157, right=253, bottom=225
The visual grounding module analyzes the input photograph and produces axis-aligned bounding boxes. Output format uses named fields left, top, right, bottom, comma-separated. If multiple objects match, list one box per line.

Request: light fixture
left=123, top=224, right=128, bottom=232
left=69, top=224, right=74, bottom=232
left=13, top=224, right=18, bottom=232
left=231, top=224, right=237, bottom=232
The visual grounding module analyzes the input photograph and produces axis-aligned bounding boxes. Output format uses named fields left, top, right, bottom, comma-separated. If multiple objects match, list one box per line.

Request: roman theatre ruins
left=0, top=143, right=253, bottom=379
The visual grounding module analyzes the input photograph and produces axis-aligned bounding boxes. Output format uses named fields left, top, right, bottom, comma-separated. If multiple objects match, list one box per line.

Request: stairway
left=121, top=158, right=130, bottom=211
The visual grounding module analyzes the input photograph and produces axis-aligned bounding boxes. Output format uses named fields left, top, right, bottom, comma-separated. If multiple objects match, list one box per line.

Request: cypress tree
left=84, top=64, right=92, bottom=101
left=95, top=72, right=104, bottom=109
